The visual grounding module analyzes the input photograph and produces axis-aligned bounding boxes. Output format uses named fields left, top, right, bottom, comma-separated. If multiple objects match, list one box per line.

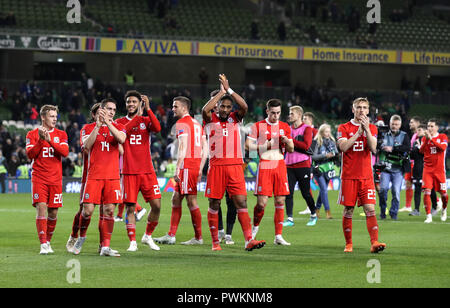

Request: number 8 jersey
left=80, top=122, right=126, bottom=180
left=337, top=120, right=378, bottom=180
left=176, top=114, right=203, bottom=170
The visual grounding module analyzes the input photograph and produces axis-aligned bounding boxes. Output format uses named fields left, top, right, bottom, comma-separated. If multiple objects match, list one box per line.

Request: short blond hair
left=40, top=105, right=58, bottom=117
left=289, top=105, right=304, bottom=116
left=352, top=97, right=370, bottom=107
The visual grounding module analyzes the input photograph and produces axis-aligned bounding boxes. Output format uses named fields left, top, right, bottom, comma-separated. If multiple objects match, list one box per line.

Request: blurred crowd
left=0, top=74, right=448, bottom=185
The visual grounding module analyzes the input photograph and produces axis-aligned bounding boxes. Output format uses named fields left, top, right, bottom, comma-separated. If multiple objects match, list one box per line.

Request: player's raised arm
left=202, top=83, right=226, bottom=124
left=47, top=131, right=69, bottom=157
left=338, top=125, right=363, bottom=153
left=142, top=95, right=161, bottom=133
left=26, top=129, right=45, bottom=159
left=83, top=110, right=103, bottom=150
left=361, top=115, right=377, bottom=153
left=219, top=74, right=248, bottom=121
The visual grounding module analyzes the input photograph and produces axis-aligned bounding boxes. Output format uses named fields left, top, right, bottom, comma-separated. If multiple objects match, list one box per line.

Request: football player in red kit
left=73, top=98, right=126, bottom=257
left=116, top=91, right=162, bottom=251
left=337, top=97, right=386, bottom=254
left=202, top=74, right=266, bottom=251
left=420, top=118, right=448, bottom=223
left=246, top=99, right=294, bottom=246
left=155, top=96, right=208, bottom=245
left=26, top=105, right=69, bottom=255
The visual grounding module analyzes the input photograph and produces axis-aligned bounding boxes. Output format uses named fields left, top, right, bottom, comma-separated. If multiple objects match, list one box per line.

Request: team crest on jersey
left=85, top=193, right=90, bottom=199
left=228, top=117, right=234, bottom=123
left=140, top=123, right=146, bottom=130
left=280, top=129, right=284, bottom=135
left=337, top=131, right=342, bottom=139
left=53, top=137, right=59, bottom=143
left=34, top=193, right=39, bottom=199
left=102, top=133, right=108, bottom=138
left=26, top=138, right=30, bottom=145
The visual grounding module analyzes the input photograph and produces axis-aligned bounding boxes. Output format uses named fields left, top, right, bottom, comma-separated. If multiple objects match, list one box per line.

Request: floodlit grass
left=0, top=191, right=449, bottom=288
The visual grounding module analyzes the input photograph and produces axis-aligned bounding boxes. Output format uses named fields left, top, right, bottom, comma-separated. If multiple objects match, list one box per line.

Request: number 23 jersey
left=337, top=120, right=377, bottom=180
left=80, top=122, right=126, bottom=180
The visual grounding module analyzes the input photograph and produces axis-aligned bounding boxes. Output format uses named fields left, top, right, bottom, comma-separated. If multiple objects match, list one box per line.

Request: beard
left=127, top=108, right=138, bottom=117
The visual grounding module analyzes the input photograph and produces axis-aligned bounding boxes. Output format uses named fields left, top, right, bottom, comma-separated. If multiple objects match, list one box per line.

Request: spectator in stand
left=7, top=154, right=20, bottom=178
left=278, top=21, right=286, bottom=41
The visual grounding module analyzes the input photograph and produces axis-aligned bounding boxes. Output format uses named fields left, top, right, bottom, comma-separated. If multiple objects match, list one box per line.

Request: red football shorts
left=206, top=164, right=246, bottom=199
left=338, top=178, right=377, bottom=207
left=175, top=168, right=199, bottom=195
left=422, top=170, right=447, bottom=193
left=31, top=181, right=63, bottom=208
left=82, top=179, right=122, bottom=205
left=255, top=160, right=289, bottom=197
left=122, top=173, right=161, bottom=203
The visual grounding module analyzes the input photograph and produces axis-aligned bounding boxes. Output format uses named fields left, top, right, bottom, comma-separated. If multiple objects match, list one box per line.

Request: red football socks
left=189, top=206, right=202, bottom=240
left=253, top=205, right=265, bottom=227
left=101, top=215, right=115, bottom=247
left=145, top=220, right=158, bottom=236
left=405, top=188, right=413, bottom=208
left=342, top=215, right=353, bottom=245
left=126, top=223, right=136, bottom=242
left=168, top=205, right=182, bottom=237
left=79, top=213, right=91, bottom=238
left=365, top=210, right=379, bottom=244
left=70, top=211, right=81, bottom=238
left=36, top=216, right=47, bottom=244
left=46, top=217, right=57, bottom=243
left=117, top=203, right=125, bottom=218
left=274, top=203, right=284, bottom=236
left=207, top=208, right=219, bottom=245
left=237, top=208, right=252, bottom=242
left=442, top=193, right=448, bottom=210
left=424, top=191, right=432, bottom=215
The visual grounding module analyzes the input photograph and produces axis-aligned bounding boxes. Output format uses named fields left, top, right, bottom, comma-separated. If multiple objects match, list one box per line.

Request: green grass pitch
left=1, top=191, right=449, bottom=288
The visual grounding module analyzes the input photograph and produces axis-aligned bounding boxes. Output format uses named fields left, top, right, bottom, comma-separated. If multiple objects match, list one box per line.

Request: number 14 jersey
left=80, top=122, right=126, bottom=180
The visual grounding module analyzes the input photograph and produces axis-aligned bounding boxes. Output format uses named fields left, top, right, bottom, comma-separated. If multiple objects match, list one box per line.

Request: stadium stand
left=1, top=0, right=449, bottom=51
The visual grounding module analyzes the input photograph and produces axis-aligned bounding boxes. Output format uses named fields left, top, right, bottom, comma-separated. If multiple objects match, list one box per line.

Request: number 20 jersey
left=337, top=120, right=378, bottom=180
left=80, top=122, right=126, bottom=180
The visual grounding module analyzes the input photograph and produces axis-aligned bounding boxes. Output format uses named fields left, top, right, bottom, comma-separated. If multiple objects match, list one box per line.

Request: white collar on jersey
left=431, top=133, right=439, bottom=139
left=350, top=119, right=361, bottom=126
left=265, top=118, right=279, bottom=126
left=182, top=114, right=190, bottom=118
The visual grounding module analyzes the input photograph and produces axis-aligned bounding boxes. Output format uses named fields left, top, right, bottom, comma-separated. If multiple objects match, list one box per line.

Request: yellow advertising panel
left=302, top=47, right=397, bottom=64
left=81, top=37, right=192, bottom=55
left=198, top=42, right=299, bottom=60
left=402, top=51, right=450, bottom=66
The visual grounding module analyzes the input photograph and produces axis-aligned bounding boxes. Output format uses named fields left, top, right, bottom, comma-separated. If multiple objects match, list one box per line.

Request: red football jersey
left=80, top=122, right=126, bottom=180
left=248, top=118, right=292, bottom=157
left=337, top=120, right=377, bottom=180
left=176, top=114, right=203, bottom=169
left=420, top=133, right=448, bottom=173
left=204, top=112, right=243, bottom=166
left=26, top=128, right=68, bottom=185
left=116, top=114, right=159, bottom=174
